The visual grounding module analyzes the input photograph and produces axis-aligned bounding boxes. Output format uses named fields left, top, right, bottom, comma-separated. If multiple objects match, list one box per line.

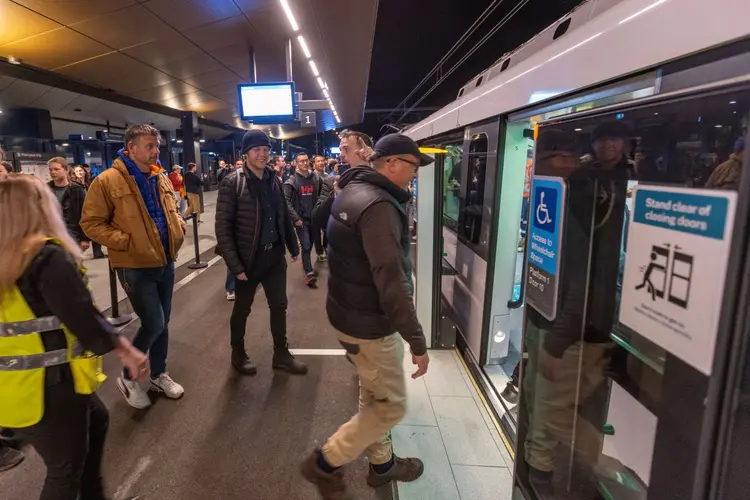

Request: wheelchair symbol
left=536, top=192, right=552, bottom=225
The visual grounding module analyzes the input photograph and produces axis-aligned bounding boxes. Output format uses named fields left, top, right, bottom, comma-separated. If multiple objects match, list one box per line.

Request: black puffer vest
left=326, top=167, right=413, bottom=338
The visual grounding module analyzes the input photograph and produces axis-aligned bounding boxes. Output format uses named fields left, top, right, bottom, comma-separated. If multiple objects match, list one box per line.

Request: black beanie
left=241, top=129, right=271, bottom=155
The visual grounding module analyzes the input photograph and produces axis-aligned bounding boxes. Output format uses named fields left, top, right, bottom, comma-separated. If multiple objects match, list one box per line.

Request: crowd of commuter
left=0, top=123, right=429, bottom=500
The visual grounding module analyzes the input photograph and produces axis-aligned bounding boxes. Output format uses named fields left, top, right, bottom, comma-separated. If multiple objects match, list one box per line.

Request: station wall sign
left=526, top=175, right=566, bottom=321
left=300, top=111, right=316, bottom=128
left=619, top=185, right=737, bottom=375
left=14, top=152, right=56, bottom=182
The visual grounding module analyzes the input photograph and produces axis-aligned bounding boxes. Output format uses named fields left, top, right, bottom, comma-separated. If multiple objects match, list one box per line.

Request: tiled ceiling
left=0, top=0, right=378, bottom=138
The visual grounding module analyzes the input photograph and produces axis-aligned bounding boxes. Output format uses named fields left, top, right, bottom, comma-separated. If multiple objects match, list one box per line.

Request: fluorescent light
left=317, top=77, right=325, bottom=89
left=323, top=88, right=330, bottom=98
left=335, top=115, right=341, bottom=123
left=199, top=139, right=206, bottom=143
left=618, top=0, right=668, bottom=26
left=574, top=128, right=582, bottom=132
left=729, top=101, right=737, bottom=104
left=279, top=0, right=299, bottom=31
left=715, top=125, right=723, bottom=128
left=654, top=112, right=659, bottom=115
left=297, top=36, right=311, bottom=58
left=176, top=139, right=183, bottom=143
left=330, top=104, right=336, bottom=112
left=62, top=143, right=69, bottom=147
left=309, top=60, right=319, bottom=77
left=88, top=136, right=93, bottom=139
left=103, top=129, right=108, bottom=132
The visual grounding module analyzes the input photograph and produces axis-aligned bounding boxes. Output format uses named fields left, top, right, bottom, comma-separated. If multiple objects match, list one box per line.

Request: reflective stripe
left=0, top=316, right=62, bottom=337
left=0, top=343, right=85, bottom=371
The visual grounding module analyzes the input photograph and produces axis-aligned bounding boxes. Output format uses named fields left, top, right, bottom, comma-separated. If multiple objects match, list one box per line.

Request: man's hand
left=411, top=352, right=429, bottom=379
left=236, top=272, right=248, bottom=281
left=80, top=241, right=90, bottom=251
left=295, top=220, right=303, bottom=227
left=291, top=255, right=298, bottom=262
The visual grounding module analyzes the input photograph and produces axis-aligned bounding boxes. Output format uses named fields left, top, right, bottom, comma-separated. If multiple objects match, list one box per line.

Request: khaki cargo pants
left=322, top=332, right=407, bottom=467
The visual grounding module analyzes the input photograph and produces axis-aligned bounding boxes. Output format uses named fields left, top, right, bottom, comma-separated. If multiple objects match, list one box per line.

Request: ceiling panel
left=202, top=83, right=241, bottom=102
left=140, top=0, right=241, bottom=31
left=121, top=33, right=205, bottom=67
left=244, top=6, right=288, bottom=40
left=0, top=75, right=17, bottom=93
left=104, top=66, right=176, bottom=94
left=0, top=28, right=112, bottom=70
left=233, top=0, right=273, bottom=13
left=70, top=4, right=170, bottom=50
left=28, top=87, right=81, bottom=112
left=59, top=94, right=106, bottom=115
left=184, top=98, right=228, bottom=114
left=56, top=52, right=137, bottom=87
left=132, top=81, right=201, bottom=103
left=160, top=91, right=217, bottom=109
left=207, top=42, right=250, bottom=66
left=0, top=0, right=62, bottom=46
left=12, top=0, right=137, bottom=25
left=154, top=53, right=223, bottom=80
left=184, top=68, right=244, bottom=89
left=0, top=79, right=52, bottom=106
left=183, top=15, right=256, bottom=52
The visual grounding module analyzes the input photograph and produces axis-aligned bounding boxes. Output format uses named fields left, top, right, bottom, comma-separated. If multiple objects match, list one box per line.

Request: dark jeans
left=15, top=381, right=109, bottom=500
left=295, top=223, right=314, bottom=275
left=230, top=244, right=288, bottom=349
left=117, top=262, right=175, bottom=379
left=312, top=220, right=324, bottom=255
left=225, top=265, right=235, bottom=293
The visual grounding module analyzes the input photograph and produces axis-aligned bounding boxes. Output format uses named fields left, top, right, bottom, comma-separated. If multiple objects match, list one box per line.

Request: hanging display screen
left=237, top=82, right=296, bottom=123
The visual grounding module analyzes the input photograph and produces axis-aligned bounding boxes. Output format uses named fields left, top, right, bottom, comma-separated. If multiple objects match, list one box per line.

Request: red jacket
left=169, top=171, right=185, bottom=197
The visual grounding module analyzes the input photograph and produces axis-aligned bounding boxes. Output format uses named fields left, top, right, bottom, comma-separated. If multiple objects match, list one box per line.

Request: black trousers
left=230, top=243, right=289, bottom=350
left=312, top=220, right=325, bottom=255
left=15, top=379, right=109, bottom=500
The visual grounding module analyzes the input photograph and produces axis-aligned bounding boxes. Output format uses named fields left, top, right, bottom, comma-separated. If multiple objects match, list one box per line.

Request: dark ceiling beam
left=0, top=60, right=250, bottom=134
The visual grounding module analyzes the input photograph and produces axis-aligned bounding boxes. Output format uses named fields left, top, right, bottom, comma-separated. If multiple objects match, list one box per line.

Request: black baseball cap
left=370, top=133, right=434, bottom=166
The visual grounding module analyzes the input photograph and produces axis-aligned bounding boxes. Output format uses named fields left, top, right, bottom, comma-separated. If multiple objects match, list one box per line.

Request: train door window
left=460, top=133, right=488, bottom=243
left=516, top=88, right=750, bottom=499
left=442, top=142, right=463, bottom=231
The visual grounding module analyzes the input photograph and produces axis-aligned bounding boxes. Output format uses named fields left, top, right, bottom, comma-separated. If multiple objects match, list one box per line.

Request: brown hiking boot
left=300, top=451, right=352, bottom=500
left=366, top=455, right=424, bottom=487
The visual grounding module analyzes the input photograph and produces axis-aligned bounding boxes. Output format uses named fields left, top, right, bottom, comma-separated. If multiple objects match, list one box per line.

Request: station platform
left=0, top=209, right=513, bottom=500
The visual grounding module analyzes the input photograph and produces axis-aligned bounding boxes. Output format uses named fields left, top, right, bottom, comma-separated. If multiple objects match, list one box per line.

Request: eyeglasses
left=389, top=157, right=419, bottom=168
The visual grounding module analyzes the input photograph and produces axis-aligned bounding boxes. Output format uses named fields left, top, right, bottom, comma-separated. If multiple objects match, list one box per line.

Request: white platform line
left=289, top=348, right=346, bottom=356
left=173, top=255, right=223, bottom=293
left=114, top=456, right=152, bottom=500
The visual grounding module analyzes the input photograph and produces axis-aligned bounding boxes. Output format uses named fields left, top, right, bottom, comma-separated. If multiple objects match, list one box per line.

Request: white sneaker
left=150, top=373, right=184, bottom=399
left=226, top=291, right=235, bottom=301
left=116, top=376, right=152, bottom=409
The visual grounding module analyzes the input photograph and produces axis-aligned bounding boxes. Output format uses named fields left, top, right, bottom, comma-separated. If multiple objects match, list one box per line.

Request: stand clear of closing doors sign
left=526, top=176, right=566, bottom=321
left=619, top=185, right=737, bottom=375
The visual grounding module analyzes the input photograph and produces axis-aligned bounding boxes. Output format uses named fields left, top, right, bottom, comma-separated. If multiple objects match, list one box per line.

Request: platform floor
left=1, top=225, right=514, bottom=500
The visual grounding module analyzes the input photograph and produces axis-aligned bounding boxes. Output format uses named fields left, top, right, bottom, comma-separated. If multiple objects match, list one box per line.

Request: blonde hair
left=0, top=174, right=82, bottom=303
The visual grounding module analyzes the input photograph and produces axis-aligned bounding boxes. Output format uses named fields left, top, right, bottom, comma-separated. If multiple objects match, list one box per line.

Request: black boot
left=273, top=345, right=308, bottom=375
left=231, top=347, right=257, bottom=375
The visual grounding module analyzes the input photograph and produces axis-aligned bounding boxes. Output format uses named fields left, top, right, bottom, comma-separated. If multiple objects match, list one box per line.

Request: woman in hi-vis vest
left=0, top=173, right=148, bottom=500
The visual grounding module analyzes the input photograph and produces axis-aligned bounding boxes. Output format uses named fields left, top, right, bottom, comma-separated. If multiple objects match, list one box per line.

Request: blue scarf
left=118, top=148, right=171, bottom=259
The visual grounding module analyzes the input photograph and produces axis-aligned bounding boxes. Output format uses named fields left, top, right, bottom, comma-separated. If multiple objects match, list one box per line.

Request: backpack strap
left=236, top=170, right=245, bottom=198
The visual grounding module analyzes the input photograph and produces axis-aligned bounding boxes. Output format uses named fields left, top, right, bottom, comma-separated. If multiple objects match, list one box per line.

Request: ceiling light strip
left=280, top=0, right=340, bottom=127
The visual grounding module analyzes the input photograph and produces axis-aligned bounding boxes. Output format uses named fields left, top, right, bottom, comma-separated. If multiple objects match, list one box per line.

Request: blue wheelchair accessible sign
left=526, top=176, right=566, bottom=320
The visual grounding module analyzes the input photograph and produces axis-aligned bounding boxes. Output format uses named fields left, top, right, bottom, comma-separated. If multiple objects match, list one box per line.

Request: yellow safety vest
left=0, top=245, right=106, bottom=428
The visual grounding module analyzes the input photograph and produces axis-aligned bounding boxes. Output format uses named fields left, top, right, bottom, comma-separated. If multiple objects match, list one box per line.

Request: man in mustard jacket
left=81, top=124, right=186, bottom=410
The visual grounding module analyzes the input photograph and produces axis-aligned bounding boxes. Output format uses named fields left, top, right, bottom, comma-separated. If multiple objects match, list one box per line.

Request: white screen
left=239, top=84, right=294, bottom=118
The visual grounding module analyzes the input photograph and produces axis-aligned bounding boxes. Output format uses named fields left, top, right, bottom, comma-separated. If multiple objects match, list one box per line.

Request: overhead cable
left=395, top=0, right=533, bottom=125
left=382, top=0, right=505, bottom=123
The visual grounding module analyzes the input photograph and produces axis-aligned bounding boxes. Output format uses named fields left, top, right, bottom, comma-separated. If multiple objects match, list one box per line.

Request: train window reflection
left=442, top=143, right=463, bottom=228
left=518, top=90, right=749, bottom=499
left=460, top=133, right=488, bottom=244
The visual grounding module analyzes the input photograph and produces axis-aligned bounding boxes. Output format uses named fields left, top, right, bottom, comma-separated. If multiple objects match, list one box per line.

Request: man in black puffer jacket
left=215, top=129, right=306, bottom=376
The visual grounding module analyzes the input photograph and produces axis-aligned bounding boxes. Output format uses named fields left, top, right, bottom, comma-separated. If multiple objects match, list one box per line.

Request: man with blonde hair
left=82, top=124, right=186, bottom=409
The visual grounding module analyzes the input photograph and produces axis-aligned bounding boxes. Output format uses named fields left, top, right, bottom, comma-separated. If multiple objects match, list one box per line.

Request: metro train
left=405, top=0, right=750, bottom=497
